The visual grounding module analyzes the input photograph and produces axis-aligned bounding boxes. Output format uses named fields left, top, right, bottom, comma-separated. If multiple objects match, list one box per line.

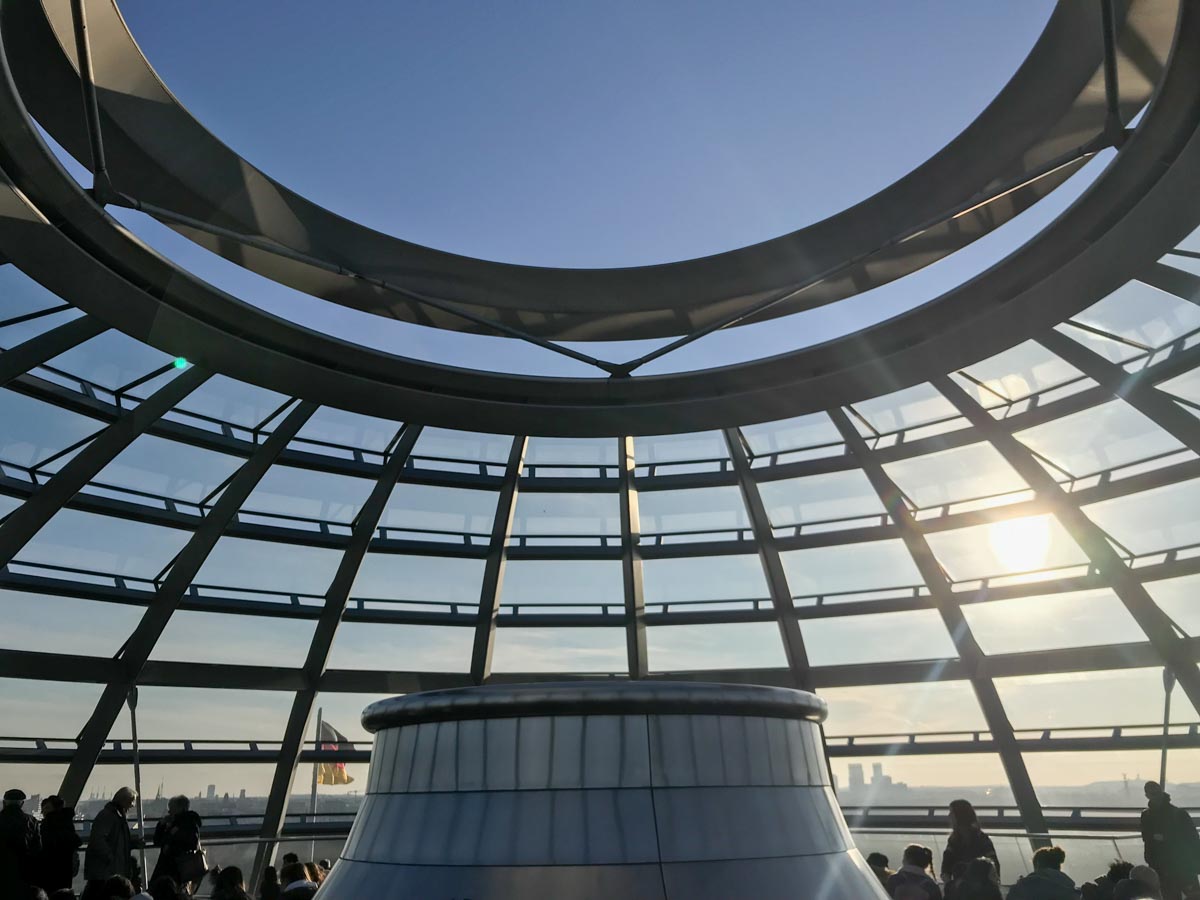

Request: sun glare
left=987, top=515, right=1051, bottom=573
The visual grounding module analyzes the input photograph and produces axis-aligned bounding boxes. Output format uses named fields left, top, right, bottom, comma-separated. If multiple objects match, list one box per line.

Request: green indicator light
left=173, top=357, right=189, bottom=369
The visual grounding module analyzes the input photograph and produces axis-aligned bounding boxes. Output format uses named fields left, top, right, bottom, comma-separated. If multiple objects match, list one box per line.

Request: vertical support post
left=470, top=436, right=527, bottom=686
left=127, top=686, right=147, bottom=886
left=618, top=437, right=648, bottom=678
left=828, top=406, right=1051, bottom=844
left=722, top=427, right=811, bottom=689
left=1162, top=668, right=1176, bottom=788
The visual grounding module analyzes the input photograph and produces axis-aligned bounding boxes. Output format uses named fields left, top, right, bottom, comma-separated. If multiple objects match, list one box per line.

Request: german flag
left=316, top=720, right=355, bottom=786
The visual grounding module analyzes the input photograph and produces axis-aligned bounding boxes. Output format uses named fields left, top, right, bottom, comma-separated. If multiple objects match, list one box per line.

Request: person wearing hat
left=0, top=787, right=43, bottom=894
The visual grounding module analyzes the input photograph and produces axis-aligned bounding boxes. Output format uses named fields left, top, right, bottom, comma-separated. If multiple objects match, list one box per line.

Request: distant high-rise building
left=239, top=788, right=246, bottom=800
left=849, top=764, right=865, bottom=790
left=872, top=763, right=884, bottom=781
left=206, top=784, right=216, bottom=800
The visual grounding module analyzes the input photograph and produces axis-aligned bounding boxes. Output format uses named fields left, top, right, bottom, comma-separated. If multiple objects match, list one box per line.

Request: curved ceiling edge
left=2, top=0, right=1176, bottom=340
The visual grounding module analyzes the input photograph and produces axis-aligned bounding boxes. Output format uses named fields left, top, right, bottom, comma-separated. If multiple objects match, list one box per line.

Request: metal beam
left=827, top=407, right=1050, bottom=842
left=1038, top=329, right=1200, bottom=451
left=618, top=436, right=648, bottom=678
left=0, top=366, right=209, bottom=567
left=469, top=436, right=527, bottom=685
left=250, top=423, right=422, bottom=887
left=934, top=374, right=1200, bottom=712
left=68, top=0, right=115, bottom=201
left=57, top=400, right=317, bottom=806
left=0, top=314, right=106, bottom=388
left=723, top=427, right=811, bottom=689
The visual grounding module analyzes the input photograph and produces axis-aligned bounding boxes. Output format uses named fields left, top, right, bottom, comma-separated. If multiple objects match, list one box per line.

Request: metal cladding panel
left=323, top=684, right=884, bottom=898
left=318, top=858, right=670, bottom=899
left=652, top=785, right=852, bottom=861
left=343, top=790, right=659, bottom=866
left=660, top=851, right=890, bottom=900
left=373, top=714, right=652, bottom=792
left=649, top=714, right=824, bottom=786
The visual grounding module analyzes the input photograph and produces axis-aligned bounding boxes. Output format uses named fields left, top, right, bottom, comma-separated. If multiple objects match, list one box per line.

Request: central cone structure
left=319, top=682, right=887, bottom=899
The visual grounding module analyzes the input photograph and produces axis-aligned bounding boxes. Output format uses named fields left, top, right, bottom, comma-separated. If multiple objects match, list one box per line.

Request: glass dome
left=2, top=0, right=1200, bottom=892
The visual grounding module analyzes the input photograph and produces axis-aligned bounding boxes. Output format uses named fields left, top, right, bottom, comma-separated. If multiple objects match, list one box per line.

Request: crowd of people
left=1, top=785, right=333, bottom=899
left=6, top=778, right=1200, bottom=898
left=867, top=785, right=1200, bottom=900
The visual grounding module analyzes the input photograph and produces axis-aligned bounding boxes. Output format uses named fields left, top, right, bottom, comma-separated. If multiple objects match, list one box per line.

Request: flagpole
left=309, top=707, right=322, bottom=825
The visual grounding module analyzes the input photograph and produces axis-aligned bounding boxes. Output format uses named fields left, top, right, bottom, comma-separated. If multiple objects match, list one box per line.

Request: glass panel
left=325, top=622, right=473, bottom=671
left=962, top=588, right=1140, bottom=655
left=380, top=483, right=498, bottom=541
left=1072, top=280, right=1200, bottom=352
left=781, top=540, right=924, bottom=603
left=19, top=510, right=190, bottom=578
left=848, top=383, right=966, bottom=440
left=829, top=754, right=1012, bottom=807
left=638, top=486, right=749, bottom=541
left=499, top=559, right=622, bottom=610
left=740, top=412, right=842, bottom=461
left=410, top=427, right=511, bottom=472
left=92, top=433, right=242, bottom=505
left=820, top=681, right=986, bottom=737
left=802, top=609, right=956, bottom=666
left=240, top=464, right=374, bottom=527
left=634, top=431, right=729, bottom=465
left=171, top=375, right=289, bottom=430
left=1144, top=574, right=1200, bottom=636
left=491, top=626, right=627, bottom=673
left=108, top=687, right=295, bottom=741
left=511, top=492, right=619, bottom=537
left=1084, top=479, right=1200, bottom=557
left=925, top=514, right=1088, bottom=587
left=525, top=439, right=619, bottom=472
left=883, top=442, right=1030, bottom=514
left=1024, top=750, right=1200, bottom=808
left=952, top=339, right=1088, bottom=410
left=193, top=537, right=342, bottom=596
left=758, top=469, right=886, bottom=531
left=646, top=621, right=786, bottom=671
left=1158, top=367, right=1200, bottom=407
left=0, top=678, right=105, bottom=737
left=149, top=610, right=317, bottom=666
left=0, top=590, right=141, bottom=656
left=0, top=388, right=104, bottom=468
left=43, top=329, right=172, bottom=390
left=995, top=668, right=1198, bottom=731
left=0, top=764, right=67, bottom=800
left=82, top=763, right=281, bottom=817
left=0, top=266, right=74, bottom=338
left=642, top=554, right=769, bottom=610
left=351, top=554, right=484, bottom=609
left=292, top=406, right=402, bottom=455
left=1015, top=400, right=1186, bottom=481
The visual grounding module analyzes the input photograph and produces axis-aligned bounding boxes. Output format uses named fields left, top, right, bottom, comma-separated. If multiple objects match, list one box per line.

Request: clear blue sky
left=103, top=1, right=1078, bottom=376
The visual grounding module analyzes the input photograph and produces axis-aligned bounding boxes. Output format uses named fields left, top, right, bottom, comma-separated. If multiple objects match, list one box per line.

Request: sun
left=988, top=515, right=1051, bottom=573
